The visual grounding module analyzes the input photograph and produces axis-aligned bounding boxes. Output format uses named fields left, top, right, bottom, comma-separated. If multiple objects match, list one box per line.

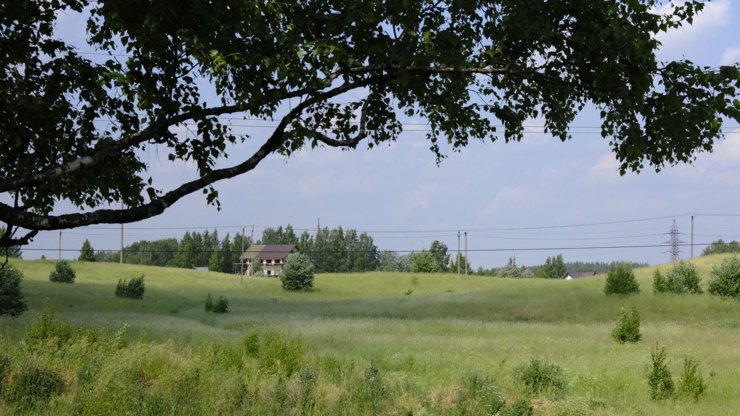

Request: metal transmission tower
left=667, top=219, right=683, bottom=262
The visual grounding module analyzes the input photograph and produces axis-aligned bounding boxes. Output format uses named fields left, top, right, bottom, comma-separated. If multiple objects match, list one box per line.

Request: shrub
left=664, top=261, right=702, bottom=294
left=7, top=363, right=65, bottom=408
left=115, top=275, right=145, bottom=299
left=612, top=306, right=641, bottom=343
left=604, top=264, right=640, bottom=295
left=23, top=306, right=75, bottom=351
left=515, top=358, right=567, bottom=395
left=410, top=251, right=443, bottom=273
left=280, top=253, right=314, bottom=291
left=49, top=260, right=76, bottom=283
left=0, top=264, right=27, bottom=317
left=258, top=332, right=304, bottom=376
left=204, top=293, right=213, bottom=312
left=647, top=344, right=674, bottom=400
left=653, top=268, right=667, bottom=293
left=455, top=373, right=506, bottom=415
left=244, top=333, right=259, bottom=357
left=678, top=357, right=707, bottom=401
left=708, top=256, right=740, bottom=297
left=212, top=296, right=229, bottom=313
left=504, top=399, right=534, bottom=416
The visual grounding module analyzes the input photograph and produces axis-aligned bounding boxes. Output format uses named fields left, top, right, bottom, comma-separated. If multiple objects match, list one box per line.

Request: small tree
left=652, top=268, right=667, bottom=293
left=604, top=264, right=640, bottom=295
left=208, top=249, right=223, bottom=272
left=648, top=344, right=674, bottom=400
left=542, top=254, right=567, bottom=278
left=49, top=260, right=76, bottom=283
left=410, top=251, right=442, bottom=273
left=665, top=261, right=702, bottom=294
left=280, top=253, right=315, bottom=291
left=78, top=239, right=95, bottom=262
left=678, top=357, right=707, bottom=401
left=708, top=256, right=740, bottom=298
left=0, top=264, right=27, bottom=317
left=612, top=306, right=641, bottom=343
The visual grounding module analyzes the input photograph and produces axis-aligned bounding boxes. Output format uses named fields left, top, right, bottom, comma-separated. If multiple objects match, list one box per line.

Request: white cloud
left=719, top=45, right=740, bottom=65
left=401, top=183, right=441, bottom=211
left=655, top=0, right=731, bottom=58
left=709, top=132, right=740, bottom=163
left=586, top=154, right=623, bottom=183
left=483, top=186, right=536, bottom=215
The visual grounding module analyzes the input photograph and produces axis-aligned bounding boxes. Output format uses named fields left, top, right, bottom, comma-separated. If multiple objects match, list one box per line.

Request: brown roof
left=240, top=244, right=297, bottom=260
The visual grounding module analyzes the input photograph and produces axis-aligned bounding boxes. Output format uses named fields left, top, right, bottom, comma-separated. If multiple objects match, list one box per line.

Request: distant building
left=239, top=244, right=297, bottom=277
left=562, top=271, right=597, bottom=280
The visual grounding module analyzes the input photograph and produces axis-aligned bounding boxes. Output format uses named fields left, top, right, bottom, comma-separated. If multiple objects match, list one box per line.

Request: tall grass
left=1, top=256, right=738, bottom=415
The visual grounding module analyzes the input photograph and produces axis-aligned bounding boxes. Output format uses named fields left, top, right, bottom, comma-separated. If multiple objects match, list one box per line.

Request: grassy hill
left=1, top=256, right=739, bottom=415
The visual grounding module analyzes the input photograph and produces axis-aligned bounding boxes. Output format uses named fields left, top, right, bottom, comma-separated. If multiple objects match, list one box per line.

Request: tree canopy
left=1, top=0, right=738, bottom=247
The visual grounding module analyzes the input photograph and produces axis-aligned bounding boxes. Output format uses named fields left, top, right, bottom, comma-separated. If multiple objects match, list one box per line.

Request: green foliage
left=664, top=261, right=702, bottom=294
left=653, top=268, right=667, bottom=293
left=212, top=296, right=229, bottom=313
left=243, top=333, right=260, bottom=357
left=204, top=293, right=213, bottom=312
left=410, top=251, right=443, bottom=273
left=0, top=264, right=27, bottom=317
left=78, top=239, right=96, bottom=261
left=0, top=352, right=10, bottom=397
left=648, top=344, right=674, bottom=400
left=1, top=0, right=737, bottom=235
left=515, top=358, right=567, bottom=395
left=702, top=239, right=740, bottom=256
left=604, top=264, right=640, bottom=295
left=503, top=399, right=534, bottom=416
left=377, top=250, right=411, bottom=272
left=612, top=306, right=641, bottom=343
left=49, top=260, right=76, bottom=283
left=6, top=362, right=65, bottom=409
left=115, top=275, right=145, bottom=299
left=708, top=256, right=740, bottom=298
left=23, top=306, right=74, bottom=350
left=208, top=249, right=223, bottom=272
left=280, top=253, right=315, bottom=291
left=455, top=373, right=506, bottom=415
left=258, top=332, right=304, bottom=377
left=541, top=254, right=567, bottom=278
left=678, top=357, right=707, bottom=401
left=429, top=240, right=450, bottom=271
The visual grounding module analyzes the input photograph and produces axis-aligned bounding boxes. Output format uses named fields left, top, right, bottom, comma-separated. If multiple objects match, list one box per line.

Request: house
left=562, top=271, right=597, bottom=280
left=239, top=244, right=297, bottom=277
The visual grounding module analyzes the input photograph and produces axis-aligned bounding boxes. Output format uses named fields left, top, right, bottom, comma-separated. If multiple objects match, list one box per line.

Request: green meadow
left=1, top=255, right=739, bottom=415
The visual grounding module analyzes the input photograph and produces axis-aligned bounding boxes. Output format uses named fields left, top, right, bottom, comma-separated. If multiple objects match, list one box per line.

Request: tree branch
left=0, top=74, right=395, bottom=232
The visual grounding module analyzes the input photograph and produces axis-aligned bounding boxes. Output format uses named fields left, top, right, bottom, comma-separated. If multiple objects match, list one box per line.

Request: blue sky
left=19, top=1, right=740, bottom=268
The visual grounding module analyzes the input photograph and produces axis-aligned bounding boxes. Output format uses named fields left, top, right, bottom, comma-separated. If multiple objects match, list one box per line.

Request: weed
left=7, top=362, right=65, bottom=409
left=204, top=293, right=213, bottom=312
left=456, top=372, right=505, bottom=415
left=515, top=358, right=567, bottom=395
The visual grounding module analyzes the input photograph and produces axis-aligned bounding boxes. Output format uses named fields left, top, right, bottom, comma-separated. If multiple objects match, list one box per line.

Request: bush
left=678, top=357, right=707, bottom=401
left=6, top=363, right=65, bottom=408
left=515, top=358, right=567, bottom=395
left=648, top=344, right=674, bottom=400
left=49, top=260, right=76, bottom=283
left=612, top=306, right=641, bottom=343
left=653, top=268, right=667, bottom=293
left=212, top=296, right=229, bottom=313
left=0, top=264, right=27, bottom=317
left=410, top=251, right=443, bottom=273
left=115, top=275, right=145, bottom=299
left=204, top=293, right=213, bottom=312
left=604, top=264, right=640, bottom=295
left=664, top=261, right=702, bottom=294
left=708, top=256, right=740, bottom=297
left=455, top=373, right=506, bottom=415
left=280, top=253, right=314, bottom=291
left=23, top=306, right=74, bottom=350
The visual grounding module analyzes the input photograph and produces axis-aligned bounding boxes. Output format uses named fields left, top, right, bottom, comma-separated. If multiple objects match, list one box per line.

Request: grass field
left=1, top=255, right=739, bottom=415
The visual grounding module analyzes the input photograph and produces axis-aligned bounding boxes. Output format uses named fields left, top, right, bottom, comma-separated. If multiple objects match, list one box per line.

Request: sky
left=16, top=0, right=740, bottom=269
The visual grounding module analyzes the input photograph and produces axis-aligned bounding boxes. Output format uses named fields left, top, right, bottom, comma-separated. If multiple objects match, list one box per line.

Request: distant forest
left=88, top=224, right=646, bottom=276
left=702, top=239, right=740, bottom=256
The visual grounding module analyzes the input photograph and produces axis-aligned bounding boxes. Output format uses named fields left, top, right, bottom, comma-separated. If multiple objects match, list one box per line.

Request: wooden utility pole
left=691, top=215, right=695, bottom=258
left=120, top=223, right=124, bottom=264
left=464, top=231, right=468, bottom=276
left=240, top=226, right=245, bottom=283
left=457, top=231, right=461, bottom=276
